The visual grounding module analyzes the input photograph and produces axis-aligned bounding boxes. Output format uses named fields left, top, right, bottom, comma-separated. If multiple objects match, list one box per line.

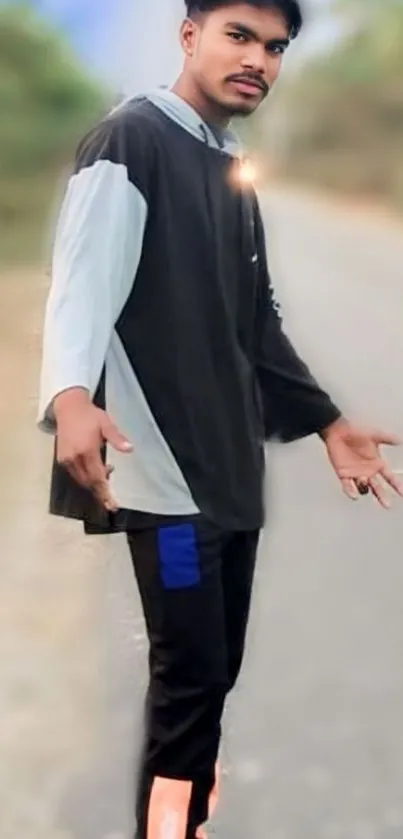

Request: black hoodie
left=38, top=90, right=341, bottom=533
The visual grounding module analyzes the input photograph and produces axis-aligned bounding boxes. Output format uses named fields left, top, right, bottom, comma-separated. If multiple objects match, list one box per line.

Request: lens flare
left=239, top=158, right=257, bottom=185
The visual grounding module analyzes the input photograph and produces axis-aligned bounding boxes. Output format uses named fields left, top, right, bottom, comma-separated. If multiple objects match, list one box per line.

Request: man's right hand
left=53, top=388, right=133, bottom=512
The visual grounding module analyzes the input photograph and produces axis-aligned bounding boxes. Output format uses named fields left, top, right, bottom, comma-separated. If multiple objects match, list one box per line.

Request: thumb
left=102, top=416, right=133, bottom=453
left=373, top=429, right=402, bottom=447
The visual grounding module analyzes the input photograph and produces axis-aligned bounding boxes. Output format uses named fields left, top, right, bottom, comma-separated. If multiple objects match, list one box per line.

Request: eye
left=227, top=31, right=248, bottom=43
left=268, top=44, right=286, bottom=55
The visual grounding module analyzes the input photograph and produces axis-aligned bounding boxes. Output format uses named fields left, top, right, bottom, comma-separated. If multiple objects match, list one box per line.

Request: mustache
left=225, top=73, right=269, bottom=96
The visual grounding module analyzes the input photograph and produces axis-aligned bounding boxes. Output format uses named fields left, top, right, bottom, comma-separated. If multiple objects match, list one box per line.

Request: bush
left=0, top=3, right=107, bottom=265
left=266, top=0, right=403, bottom=211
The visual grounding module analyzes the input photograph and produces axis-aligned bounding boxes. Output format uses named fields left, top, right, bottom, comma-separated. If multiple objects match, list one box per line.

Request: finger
left=341, top=478, right=359, bottom=500
left=79, top=450, right=106, bottom=488
left=81, top=453, right=119, bottom=511
left=74, top=456, right=95, bottom=487
left=102, top=418, right=133, bottom=454
left=93, top=466, right=117, bottom=510
left=372, top=430, right=402, bottom=447
left=58, top=450, right=111, bottom=493
left=60, top=456, right=91, bottom=488
left=338, top=462, right=381, bottom=482
left=380, top=466, right=403, bottom=497
left=91, top=477, right=119, bottom=513
left=368, top=477, right=391, bottom=509
left=100, top=466, right=119, bottom=512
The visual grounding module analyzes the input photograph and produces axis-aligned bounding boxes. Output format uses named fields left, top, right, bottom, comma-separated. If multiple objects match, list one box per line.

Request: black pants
left=127, top=517, right=259, bottom=839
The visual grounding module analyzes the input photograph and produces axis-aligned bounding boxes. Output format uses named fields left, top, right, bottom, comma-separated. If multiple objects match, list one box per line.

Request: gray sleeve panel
left=37, top=158, right=147, bottom=432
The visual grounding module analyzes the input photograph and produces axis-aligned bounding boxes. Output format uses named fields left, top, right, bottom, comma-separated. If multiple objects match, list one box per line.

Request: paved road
left=2, top=190, right=403, bottom=839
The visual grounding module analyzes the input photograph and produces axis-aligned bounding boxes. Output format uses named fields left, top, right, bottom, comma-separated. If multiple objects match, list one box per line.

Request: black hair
left=185, top=0, right=303, bottom=39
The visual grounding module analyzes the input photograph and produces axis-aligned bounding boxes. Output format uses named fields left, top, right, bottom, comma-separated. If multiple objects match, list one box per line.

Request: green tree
left=0, top=3, right=107, bottom=264
left=267, top=0, right=403, bottom=209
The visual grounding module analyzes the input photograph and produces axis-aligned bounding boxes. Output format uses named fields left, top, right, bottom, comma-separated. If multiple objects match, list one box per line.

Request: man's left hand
left=321, top=418, right=403, bottom=508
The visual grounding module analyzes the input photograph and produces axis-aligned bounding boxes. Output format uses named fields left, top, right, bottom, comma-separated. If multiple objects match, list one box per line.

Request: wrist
left=319, top=415, right=348, bottom=442
left=53, top=387, right=91, bottom=422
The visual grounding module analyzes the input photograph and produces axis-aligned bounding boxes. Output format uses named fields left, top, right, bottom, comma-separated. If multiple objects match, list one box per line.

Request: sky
left=16, top=0, right=183, bottom=90
left=16, top=0, right=340, bottom=94
left=30, top=0, right=135, bottom=76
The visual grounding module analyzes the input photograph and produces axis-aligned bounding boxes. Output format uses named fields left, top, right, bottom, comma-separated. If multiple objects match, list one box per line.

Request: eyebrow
left=225, top=21, right=290, bottom=49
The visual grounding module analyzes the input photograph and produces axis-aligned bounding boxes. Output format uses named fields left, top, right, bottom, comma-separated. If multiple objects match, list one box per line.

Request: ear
left=180, top=17, right=197, bottom=57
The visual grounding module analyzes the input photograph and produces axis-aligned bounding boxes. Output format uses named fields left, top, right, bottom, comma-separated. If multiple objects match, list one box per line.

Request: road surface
left=1, top=188, right=403, bottom=839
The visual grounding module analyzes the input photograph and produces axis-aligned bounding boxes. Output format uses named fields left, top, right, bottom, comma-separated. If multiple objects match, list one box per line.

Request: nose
left=240, top=45, right=266, bottom=77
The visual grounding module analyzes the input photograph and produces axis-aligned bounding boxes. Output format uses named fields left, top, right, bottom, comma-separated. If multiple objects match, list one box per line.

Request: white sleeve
left=37, top=157, right=147, bottom=433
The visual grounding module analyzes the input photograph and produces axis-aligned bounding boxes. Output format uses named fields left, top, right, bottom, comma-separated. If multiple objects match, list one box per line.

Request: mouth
left=227, top=77, right=267, bottom=97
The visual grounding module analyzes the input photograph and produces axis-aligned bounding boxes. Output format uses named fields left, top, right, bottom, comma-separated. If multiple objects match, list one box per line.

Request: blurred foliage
left=2, top=0, right=402, bottom=266
left=0, top=2, right=107, bottom=265
left=267, top=0, right=403, bottom=210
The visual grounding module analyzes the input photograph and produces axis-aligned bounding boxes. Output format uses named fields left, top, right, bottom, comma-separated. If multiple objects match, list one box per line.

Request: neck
left=172, top=73, right=231, bottom=129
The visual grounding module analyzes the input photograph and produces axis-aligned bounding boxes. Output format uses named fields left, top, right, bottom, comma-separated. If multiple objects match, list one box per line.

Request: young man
left=38, top=2, right=402, bottom=837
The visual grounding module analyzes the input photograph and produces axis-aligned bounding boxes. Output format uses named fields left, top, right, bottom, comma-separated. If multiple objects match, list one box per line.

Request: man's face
left=181, top=3, right=290, bottom=117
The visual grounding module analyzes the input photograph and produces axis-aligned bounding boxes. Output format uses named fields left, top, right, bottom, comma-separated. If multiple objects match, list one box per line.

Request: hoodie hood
left=145, top=88, right=242, bottom=158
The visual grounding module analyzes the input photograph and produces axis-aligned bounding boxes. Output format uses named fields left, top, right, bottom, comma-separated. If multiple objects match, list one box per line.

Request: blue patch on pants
left=157, top=524, right=201, bottom=589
